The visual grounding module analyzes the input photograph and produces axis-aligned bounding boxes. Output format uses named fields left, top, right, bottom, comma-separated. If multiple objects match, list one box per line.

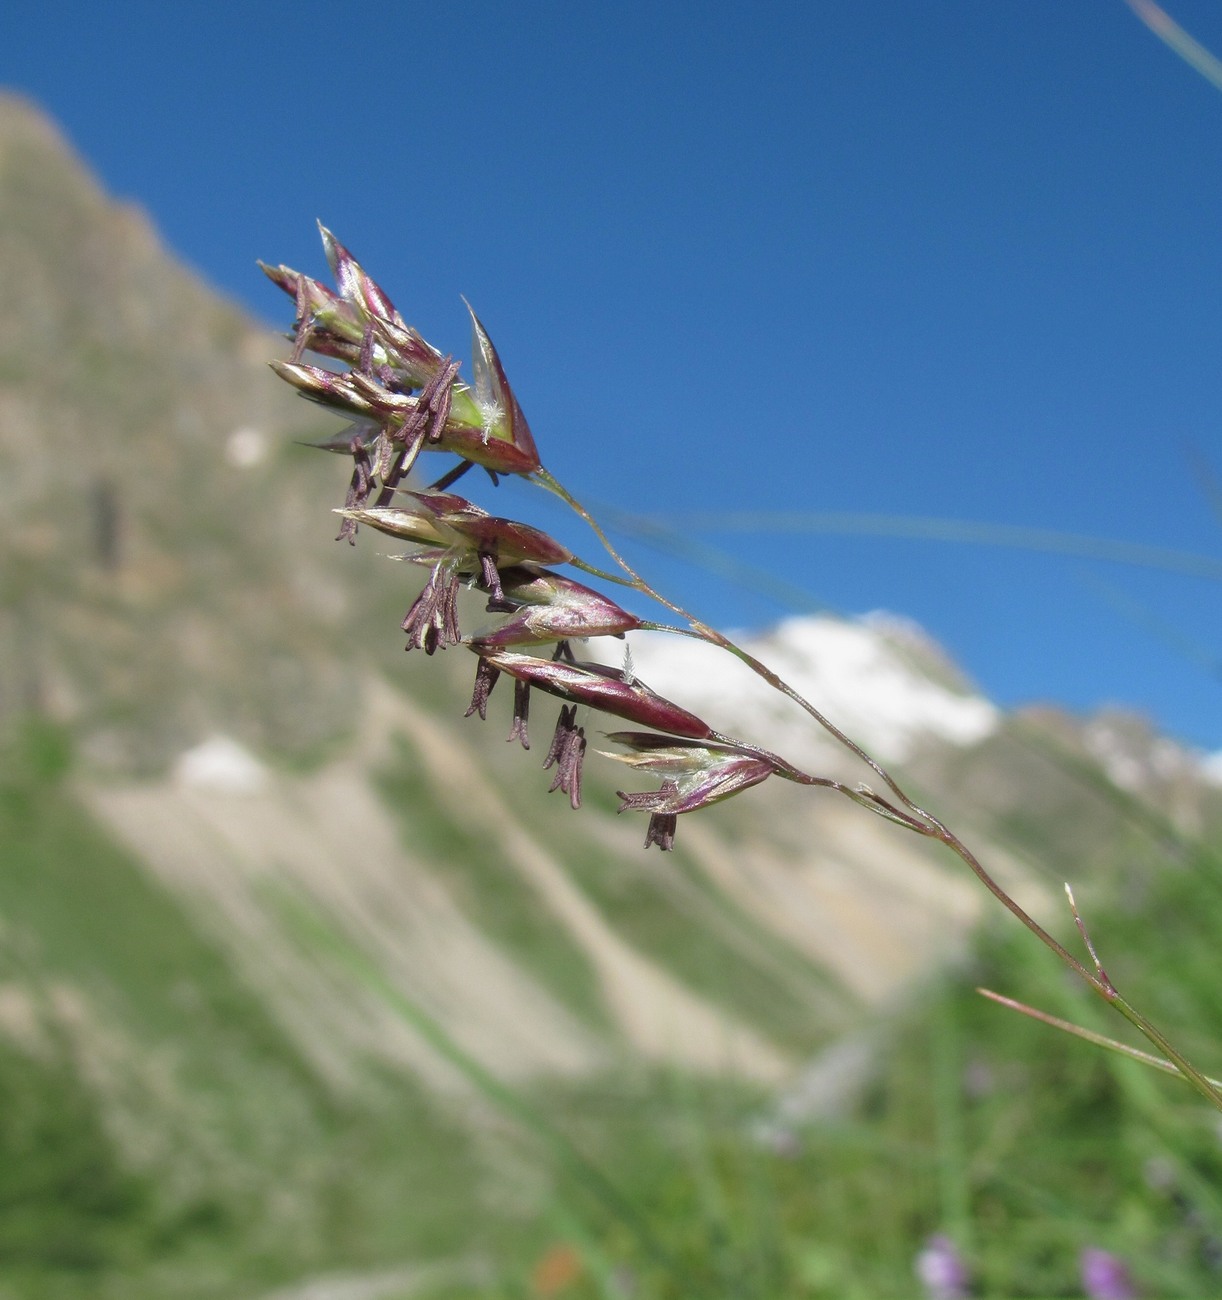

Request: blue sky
left=7, top=1, right=1222, bottom=748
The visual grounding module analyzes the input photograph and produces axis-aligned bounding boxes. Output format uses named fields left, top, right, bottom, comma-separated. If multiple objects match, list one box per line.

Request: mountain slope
left=0, top=91, right=362, bottom=770
left=4, top=90, right=1222, bottom=1297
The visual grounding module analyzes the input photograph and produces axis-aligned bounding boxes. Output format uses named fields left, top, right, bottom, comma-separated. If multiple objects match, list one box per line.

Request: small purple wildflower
left=914, top=1234, right=970, bottom=1300
left=1080, top=1248, right=1136, bottom=1300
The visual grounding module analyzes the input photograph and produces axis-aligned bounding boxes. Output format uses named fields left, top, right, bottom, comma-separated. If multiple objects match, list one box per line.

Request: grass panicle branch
left=265, top=224, right=1221, bottom=1114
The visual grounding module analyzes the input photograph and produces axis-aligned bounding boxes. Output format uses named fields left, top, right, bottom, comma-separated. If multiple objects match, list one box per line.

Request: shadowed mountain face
left=2, top=91, right=1220, bottom=1299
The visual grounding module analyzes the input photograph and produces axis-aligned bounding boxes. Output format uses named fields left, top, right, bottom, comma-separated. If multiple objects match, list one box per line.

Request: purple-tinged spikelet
left=602, top=733, right=779, bottom=850
left=471, top=650, right=713, bottom=740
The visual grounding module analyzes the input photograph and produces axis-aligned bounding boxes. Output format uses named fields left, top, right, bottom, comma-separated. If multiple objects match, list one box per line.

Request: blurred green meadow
left=5, top=701, right=1222, bottom=1299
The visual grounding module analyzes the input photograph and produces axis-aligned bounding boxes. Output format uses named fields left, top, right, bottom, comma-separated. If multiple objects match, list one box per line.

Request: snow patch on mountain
left=173, top=735, right=267, bottom=794
left=1199, top=751, right=1222, bottom=787
left=624, top=613, right=1000, bottom=767
left=1080, top=713, right=1199, bottom=793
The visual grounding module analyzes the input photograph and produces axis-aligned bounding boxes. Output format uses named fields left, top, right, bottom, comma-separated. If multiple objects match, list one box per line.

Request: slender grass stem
left=536, top=464, right=1222, bottom=1112
left=977, top=988, right=1222, bottom=1092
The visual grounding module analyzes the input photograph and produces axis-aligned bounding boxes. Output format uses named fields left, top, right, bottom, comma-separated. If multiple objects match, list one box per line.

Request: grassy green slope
left=0, top=724, right=492, bottom=1299
left=481, top=829, right=1222, bottom=1300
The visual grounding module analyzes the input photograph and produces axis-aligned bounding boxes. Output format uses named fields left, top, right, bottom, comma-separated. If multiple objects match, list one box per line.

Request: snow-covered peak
left=624, top=613, right=1000, bottom=767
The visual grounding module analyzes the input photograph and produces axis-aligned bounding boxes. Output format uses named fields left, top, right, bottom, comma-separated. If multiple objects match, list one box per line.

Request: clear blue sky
left=7, top=1, right=1222, bottom=749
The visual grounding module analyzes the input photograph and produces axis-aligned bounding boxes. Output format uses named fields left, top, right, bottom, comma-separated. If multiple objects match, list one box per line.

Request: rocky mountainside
left=2, top=91, right=1219, bottom=1298
left=0, top=91, right=369, bottom=770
